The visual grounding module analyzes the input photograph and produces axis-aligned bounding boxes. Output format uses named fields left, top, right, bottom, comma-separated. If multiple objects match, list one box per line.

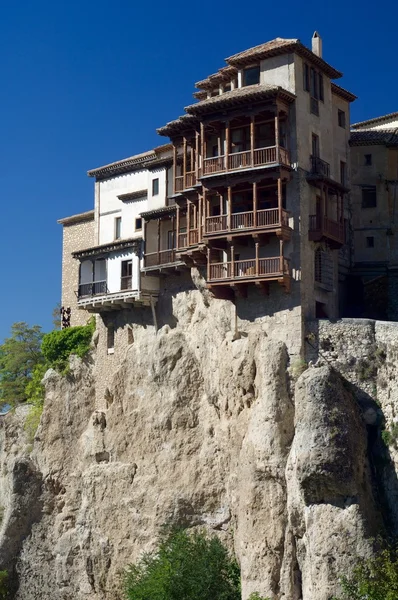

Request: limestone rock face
left=0, top=293, right=388, bottom=600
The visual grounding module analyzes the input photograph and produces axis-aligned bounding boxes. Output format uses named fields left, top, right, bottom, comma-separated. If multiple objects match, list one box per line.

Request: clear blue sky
left=0, top=0, right=396, bottom=341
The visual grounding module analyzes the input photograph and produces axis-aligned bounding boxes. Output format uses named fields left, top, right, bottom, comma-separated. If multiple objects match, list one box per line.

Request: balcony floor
left=77, top=289, right=157, bottom=311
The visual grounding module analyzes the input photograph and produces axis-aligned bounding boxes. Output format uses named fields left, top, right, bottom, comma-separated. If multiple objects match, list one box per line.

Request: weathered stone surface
left=0, top=302, right=392, bottom=600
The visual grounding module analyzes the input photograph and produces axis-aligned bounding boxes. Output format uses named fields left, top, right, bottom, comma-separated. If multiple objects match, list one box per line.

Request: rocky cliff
left=0, top=291, right=395, bottom=600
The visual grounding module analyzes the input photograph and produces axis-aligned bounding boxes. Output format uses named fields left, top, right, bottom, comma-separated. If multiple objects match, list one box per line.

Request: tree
left=124, top=527, right=241, bottom=600
left=52, top=302, right=62, bottom=330
left=333, top=541, right=398, bottom=600
left=0, top=322, right=44, bottom=406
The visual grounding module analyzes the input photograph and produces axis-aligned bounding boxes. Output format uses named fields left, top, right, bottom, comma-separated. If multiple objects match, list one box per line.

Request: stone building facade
left=58, top=210, right=95, bottom=326
left=349, top=112, right=398, bottom=319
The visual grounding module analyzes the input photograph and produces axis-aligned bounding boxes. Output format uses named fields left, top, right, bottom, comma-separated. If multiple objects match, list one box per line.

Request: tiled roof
left=331, top=82, right=357, bottom=102
left=72, top=237, right=141, bottom=259
left=117, top=190, right=147, bottom=201
left=225, top=37, right=342, bottom=79
left=185, top=84, right=295, bottom=116
left=157, top=114, right=199, bottom=137
left=352, top=112, right=398, bottom=129
left=195, top=66, right=238, bottom=90
left=57, top=210, right=95, bottom=226
left=87, top=144, right=171, bottom=180
left=349, top=129, right=398, bottom=146
left=140, top=205, right=177, bottom=221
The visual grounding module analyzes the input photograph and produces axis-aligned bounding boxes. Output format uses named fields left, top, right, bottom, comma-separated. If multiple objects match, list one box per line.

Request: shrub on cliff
left=124, top=527, right=241, bottom=600
left=41, top=318, right=95, bottom=373
left=0, top=322, right=44, bottom=406
left=333, top=541, right=398, bottom=600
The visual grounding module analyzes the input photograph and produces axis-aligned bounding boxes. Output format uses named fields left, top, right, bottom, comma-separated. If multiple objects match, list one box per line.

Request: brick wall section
left=60, top=212, right=95, bottom=327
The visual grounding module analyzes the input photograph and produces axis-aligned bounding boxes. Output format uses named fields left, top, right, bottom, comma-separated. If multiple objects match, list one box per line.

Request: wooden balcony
left=174, top=171, right=197, bottom=194
left=178, top=229, right=199, bottom=249
left=308, top=214, right=345, bottom=248
left=310, top=156, right=330, bottom=178
left=204, top=208, right=290, bottom=239
left=208, top=256, right=290, bottom=291
left=144, top=249, right=183, bottom=271
left=202, top=146, right=290, bottom=177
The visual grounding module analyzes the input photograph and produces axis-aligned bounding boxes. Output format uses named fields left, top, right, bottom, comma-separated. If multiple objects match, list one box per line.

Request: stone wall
left=60, top=213, right=95, bottom=327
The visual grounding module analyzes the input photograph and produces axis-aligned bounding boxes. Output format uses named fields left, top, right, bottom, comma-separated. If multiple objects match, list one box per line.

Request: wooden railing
left=204, top=209, right=289, bottom=234
left=202, top=146, right=290, bottom=176
left=174, top=176, right=184, bottom=192
left=144, top=249, right=176, bottom=268
left=228, top=150, right=251, bottom=170
left=178, top=232, right=188, bottom=248
left=188, top=229, right=199, bottom=245
left=120, top=276, right=132, bottom=290
left=185, top=172, right=196, bottom=188
left=206, top=215, right=228, bottom=233
left=309, top=214, right=345, bottom=243
left=208, top=257, right=289, bottom=281
left=231, top=211, right=254, bottom=230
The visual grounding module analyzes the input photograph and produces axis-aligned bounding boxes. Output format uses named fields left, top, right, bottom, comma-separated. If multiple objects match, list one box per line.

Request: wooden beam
left=255, top=241, right=259, bottom=276
left=195, top=131, right=199, bottom=180
left=187, top=199, right=191, bottom=245
left=225, top=121, right=230, bottom=172
left=253, top=181, right=257, bottom=228
left=227, top=187, right=232, bottom=231
left=183, top=137, right=187, bottom=189
left=176, top=205, right=180, bottom=250
left=278, top=177, right=282, bottom=225
left=173, top=144, right=177, bottom=195
left=198, top=194, right=202, bottom=243
left=157, top=218, right=161, bottom=265
left=250, top=115, right=255, bottom=166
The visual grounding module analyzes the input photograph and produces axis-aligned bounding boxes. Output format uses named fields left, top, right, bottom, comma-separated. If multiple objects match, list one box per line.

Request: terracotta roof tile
left=350, top=129, right=398, bottom=146
left=352, top=112, right=398, bottom=129
left=185, top=84, right=295, bottom=116
left=225, top=37, right=342, bottom=79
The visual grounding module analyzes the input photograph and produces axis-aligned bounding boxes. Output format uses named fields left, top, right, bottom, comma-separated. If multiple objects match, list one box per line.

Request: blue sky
left=0, top=0, right=396, bottom=341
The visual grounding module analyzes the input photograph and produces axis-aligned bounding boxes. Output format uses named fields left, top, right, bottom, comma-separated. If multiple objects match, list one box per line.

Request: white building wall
left=106, top=249, right=140, bottom=293
left=260, top=53, right=296, bottom=94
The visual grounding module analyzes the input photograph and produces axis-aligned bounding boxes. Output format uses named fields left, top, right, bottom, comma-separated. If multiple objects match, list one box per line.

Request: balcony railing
left=208, top=257, right=289, bottom=282
left=204, top=208, right=289, bottom=235
left=174, top=172, right=197, bottom=193
left=310, top=156, right=330, bottom=178
left=202, top=145, right=290, bottom=176
left=144, top=249, right=177, bottom=268
left=121, top=276, right=132, bottom=290
left=78, top=280, right=107, bottom=298
left=309, top=214, right=345, bottom=244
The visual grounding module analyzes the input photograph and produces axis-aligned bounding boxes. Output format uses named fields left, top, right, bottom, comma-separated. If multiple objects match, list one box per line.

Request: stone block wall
left=60, top=213, right=95, bottom=327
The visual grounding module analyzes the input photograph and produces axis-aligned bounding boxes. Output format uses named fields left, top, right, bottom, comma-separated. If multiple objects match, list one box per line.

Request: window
left=319, top=74, right=324, bottom=102
left=243, top=66, right=260, bottom=86
left=366, top=236, right=374, bottom=248
left=167, top=230, right=175, bottom=250
left=121, top=260, right=132, bottom=290
left=224, top=82, right=231, bottom=93
left=107, top=326, right=115, bottom=354
left=362, top=186, right=377, bottom=208
left=152, top=178, right=159, bottom=196
left=340, top=161, right=346, bottom=186
left=338, top=110, right=346, bottom=128
left=314, top=248, right=333, bottom=291
left=115, top=216, right=122, bottom=240
left=365, top=154, right=372, bottom=165
left=135, top=217, right=142, bottom=231
left=303, top=63, right=310, bottom=91
left=312, top=134, right=320, bottom=158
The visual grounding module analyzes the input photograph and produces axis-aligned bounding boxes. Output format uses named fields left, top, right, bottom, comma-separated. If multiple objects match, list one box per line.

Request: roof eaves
left=331, top=82, right=357, bottom=102
left=57, top=210, right=95, bottom=226
left=352, top=111, right=398, bottom=129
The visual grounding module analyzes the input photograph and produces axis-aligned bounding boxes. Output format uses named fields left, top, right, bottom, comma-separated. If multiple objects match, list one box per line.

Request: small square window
left=338, top=110, right=346, bottom=128
left=366, top=236, right=374, bottom=248
left=152, top=178, right=159, bottom=196
left=365, top=154, right=372, bottom=165
left=135, top=217, right=142, bottom=231
left=362, top=186, right=377, bottom=208
left=243, top=66, right=260, bottom=86
left=114, top=216, right=121, bottom=240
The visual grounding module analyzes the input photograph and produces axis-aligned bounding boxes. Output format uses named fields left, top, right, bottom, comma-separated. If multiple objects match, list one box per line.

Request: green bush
left=0, top=570, right=8, bottom=599
left=248, top=594, right=271, bottom=600
left=24, top=404, right=44, bottom=444
left=41, top=319, right=95, bottom=373
left=124, top=527, right=241, bottom=600
left=333, top=541, right=398, bottom=599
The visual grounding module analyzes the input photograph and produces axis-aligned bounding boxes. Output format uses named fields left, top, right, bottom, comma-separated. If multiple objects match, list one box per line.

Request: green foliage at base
left=332, top=541, right=398, bottom=600
left=0, top=322, right=44, bottom=406
left=124, top=527, right=241, bottom=600
left=41, top=318, right=95, bottom=373
left=0, top=570, right=8, bottom=599
left=248, top=593, right=271, bottom=600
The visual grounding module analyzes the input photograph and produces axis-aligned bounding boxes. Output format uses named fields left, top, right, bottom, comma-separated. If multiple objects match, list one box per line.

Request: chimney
left=312, top=31, right=322, bottom=58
